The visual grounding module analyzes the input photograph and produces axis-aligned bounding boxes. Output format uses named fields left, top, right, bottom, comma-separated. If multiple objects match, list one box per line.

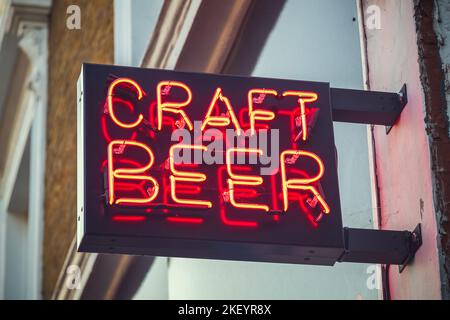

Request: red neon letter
left=282, top=91, right=318, bottom=141
left=280, top=150, right=330, bottom=214
left=248, top=89, right=277, bottom=135
left=107, top=78, right=144, bottom=128
left=157, top=81, right=193, bottom=131
left=201, top=88, right=242, bottom=135
left=108, top=140, right=159, bottom=205
left=226, top=148, right=269, bottom=212
left=169, top=144, right=212, bottom=208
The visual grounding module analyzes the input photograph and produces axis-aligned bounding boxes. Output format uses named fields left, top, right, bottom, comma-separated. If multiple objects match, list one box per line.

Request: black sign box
left=77, top=63, right=344, bottom=265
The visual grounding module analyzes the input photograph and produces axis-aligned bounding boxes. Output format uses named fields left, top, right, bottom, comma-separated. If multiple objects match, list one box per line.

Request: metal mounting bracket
left=386, top=84, right=408, bottom=134
left=331, top=84, right=408, bottom=131
left=339, top=224, right=422, bottom=271
left=398, top=223, right=422, bottom=273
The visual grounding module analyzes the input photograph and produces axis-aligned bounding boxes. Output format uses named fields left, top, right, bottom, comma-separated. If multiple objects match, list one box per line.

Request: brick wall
left=44, top=0, right=113, bottom=299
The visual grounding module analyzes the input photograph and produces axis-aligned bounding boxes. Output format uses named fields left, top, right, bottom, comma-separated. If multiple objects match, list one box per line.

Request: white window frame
left=0, top=0, right=49, bottom=299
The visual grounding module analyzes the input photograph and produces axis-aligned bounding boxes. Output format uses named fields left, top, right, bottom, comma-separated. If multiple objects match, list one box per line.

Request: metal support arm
left=339, top=224, right=422, bottom=272
left=331, top=84, right=407, bottom=127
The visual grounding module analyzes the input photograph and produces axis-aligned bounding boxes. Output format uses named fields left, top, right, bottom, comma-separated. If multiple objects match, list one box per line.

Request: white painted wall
left=4, top=211, right=28, bottom=299
left=167, top=0, right=378, bottom=300
left=133, top=258, right=168, bottom=300
left=114, top=0, right=164, bottom=66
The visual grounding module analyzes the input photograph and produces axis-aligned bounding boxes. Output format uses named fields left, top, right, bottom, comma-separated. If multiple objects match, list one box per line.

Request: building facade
left=0, top=0, right=448, bottom=300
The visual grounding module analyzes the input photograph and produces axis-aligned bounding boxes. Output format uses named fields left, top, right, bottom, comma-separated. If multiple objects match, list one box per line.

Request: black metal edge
left=399, top=223, right=422, bottom=273
left=386, top=84, right=408, bottom=134
left=78, top=233, right=343, bottom=266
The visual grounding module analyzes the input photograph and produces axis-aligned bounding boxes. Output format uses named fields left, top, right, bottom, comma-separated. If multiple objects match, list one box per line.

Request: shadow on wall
left=81, top=255, right=155, bottom=300
left=223, top=0, right=287, bottom=75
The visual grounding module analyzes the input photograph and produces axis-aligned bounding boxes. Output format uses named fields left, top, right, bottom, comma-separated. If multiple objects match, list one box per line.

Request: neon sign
left=77, top=63, right=344, bottom=265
